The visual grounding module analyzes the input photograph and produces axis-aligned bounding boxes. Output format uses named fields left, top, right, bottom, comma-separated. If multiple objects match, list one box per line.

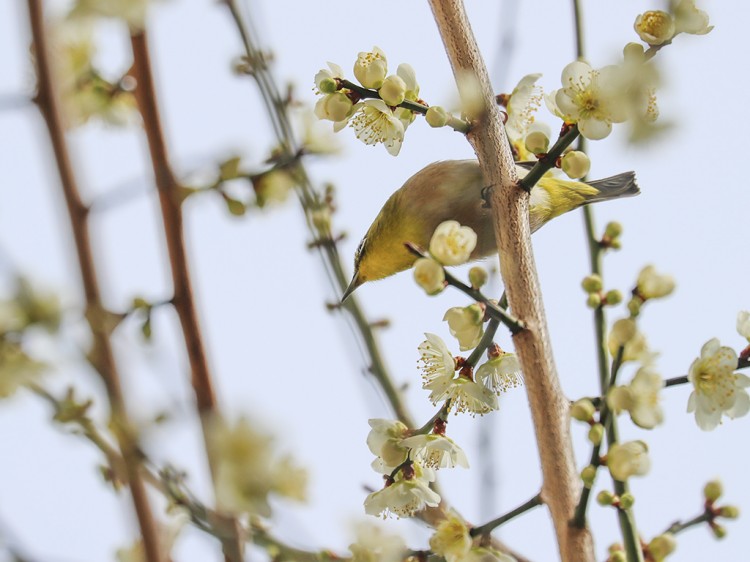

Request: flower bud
left=588, top=423, right=604, bottom=446
left=634, top=11, right=676, bottom=46
left=597, top=490, right=616, bottom=506
left=619, top=492, right=635, bottom=510
left=468, top=266, right=488, bottom=289
left=623, top=42, right=646, bottom=62
left=414, top=258, right=445, bottom=296
left=581, top=274, right=603, bottom=294
left=648, top=533, right=676, bottom=561
left=379, top=74, right=407, bottom=106
left=311, top=207, right=331, bottom=233
left=704, top=480, right=723, bottom=502
left=627, top=297, right=642, bottom=317
left=353, top=47, right=388, bottom=89
left=711, top=523, right=727, bottom=539
left=429, top=221, right=477, bottom=266
left=605, top=221, right=623, bottom=239
left=571, top=398, right=596, bottom=422
left=561, top=150, right=591, bottom=179
left=524, top=130, right=550, bottom=154
left=581, top=464, right=597, bottom=487
left=608, top=552, right=627, bottom=562
left=605, top=290, right=623, bottom=306
left=444, top=304, right=485, bottom=351
left=314, top=92, right=354, bottom=123
left=607, top=441, right=650, bottom=481
left=426, top=106, right=450, bottom=128
left=719, top=505, right=740, bottom=519
left=607, top=386, right=633, bottom=415
left=636, top=265, right=675, bottom=300
left=587, top=293, right=602, bottom=309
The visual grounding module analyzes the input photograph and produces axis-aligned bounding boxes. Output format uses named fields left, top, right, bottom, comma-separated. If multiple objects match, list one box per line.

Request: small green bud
left=425, top=106, right=450, bottom=128
left=581, top=274, right=603, bottom=294
left=318, top=77, right=338, bottom=94
left=605, top=221, right=623, bottom=239
left=311, top=208, right=331, bottom=233
left=561, top=150, right=591, bottom=179
left=648, top=533, right=677, bottom=560
left=609, top=552, right=627, bottom=562
left=379, top=74, right=407, bottom=106
left=605, top=290, right=623, bottom=306
left=597, top=490, right=616, bottom=506
left=609, top=239, right=622, bottom=250
left=132, top=297, right=149, bottom=310
left=711, top=523, right=727, bottom=539
left=719, top=505, right=740, bottom=519
left=225, top=197, right=247, bottom=216
left=219, top=156, right=242, bottom=181
left=587, top=293, right=602, bottom=309
left=571, top=398, right=596, bottom=422
left=619, top=492, right=635, bottom=510
left=581, top=464, right=597, bottom=487
left=468, top=266, right=488, bottom=289
left=588, top=423, right=604, bottom=446
left=524, top=130, right=550, bottom=154
left=627, top=297, right=642, bottom=317
left=704, top=480, right=723, bottom=502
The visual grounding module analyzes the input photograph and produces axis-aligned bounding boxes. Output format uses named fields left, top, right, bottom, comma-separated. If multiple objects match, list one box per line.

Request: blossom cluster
left=314, top=47, right=420, bottom=155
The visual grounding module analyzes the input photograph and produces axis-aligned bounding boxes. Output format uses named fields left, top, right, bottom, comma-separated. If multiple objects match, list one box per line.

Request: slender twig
left=128, top=31, right=245, bottom=562
left=518, top=125, right=580, bottom=192
left=337, top=79, right=471, bottom=134
left=466, top=318, right=501, bottom=367
left=470, top=493, right=544, bottom=537
left=26, top=3, right=163, bottom=560
left=428, top=1, right=594, bottom=560
left=404, top=243, right=524, bottom=334
left=414, top=400, right=452, bottom=435
left=664, top=511, right=712, bottom=536
left=222, top=0, right=415, bottom=428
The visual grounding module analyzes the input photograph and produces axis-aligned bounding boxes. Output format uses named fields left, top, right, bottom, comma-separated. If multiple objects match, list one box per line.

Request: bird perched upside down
left=342, top=159, right=638, bottom=300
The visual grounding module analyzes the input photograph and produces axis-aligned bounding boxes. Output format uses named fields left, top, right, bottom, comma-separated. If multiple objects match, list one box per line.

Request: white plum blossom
left=475, top=352, right=523, bottom=395
left=418, top=333, right=497, bottom=415
left=504, top=73, right=543, bottom=145
left=366, top=419, right=410, bottom=470
left=353, top=46, right=388, bottom=89
left=634, top=11, right=676, bottom=46
left=314, top=62, right=345, bottom=94
left=429, top=220, right=478, bottom=266
left=348, top=523, right=407, bottom=562
left=400, top=433, right=469, bottom=469
left=636, top=265, right=676, bottom=300
left=687, top=339, right=750, bottom=430
left=364, top=463, right=440, bottom=518
left=443, top=304, right=484, bottom=351
left=608, top=365, right=664, bottom=429
left=607, top=440, right=651, bottom=481
left=429, top=511, right=472, bottom=562
left=671, top=0, right=713, bottom=35
left=397, top=63, right=419, bottom=101
left=547, top=61, right=627, bottom=140
left=413, top=258, right=445, bottom=295
left=736, top=311, right=750, bottom=342
left=350, top=99, right=405, bottom=156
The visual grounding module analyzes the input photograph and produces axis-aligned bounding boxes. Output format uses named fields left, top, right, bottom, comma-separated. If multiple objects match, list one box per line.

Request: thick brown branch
left=26, top=3, right=162, bottom=560
left=427, top=1, right=594, bottom=560
left=129, top=32, right=218, bottom=418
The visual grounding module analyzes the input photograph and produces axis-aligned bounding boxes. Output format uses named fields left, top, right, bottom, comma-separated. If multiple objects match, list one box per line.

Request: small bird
left=342, top=159, right=638, bottom=301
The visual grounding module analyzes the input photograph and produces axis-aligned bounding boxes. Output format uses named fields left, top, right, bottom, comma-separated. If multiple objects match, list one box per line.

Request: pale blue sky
left=1, top=1, right=748, bottom=561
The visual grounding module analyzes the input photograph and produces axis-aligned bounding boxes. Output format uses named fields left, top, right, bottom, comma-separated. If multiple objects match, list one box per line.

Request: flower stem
left=223, top=0, right=415, bottom=429
left=466, top=318, right=501, bottom=367
left=470, top=493, right=544, bottom=537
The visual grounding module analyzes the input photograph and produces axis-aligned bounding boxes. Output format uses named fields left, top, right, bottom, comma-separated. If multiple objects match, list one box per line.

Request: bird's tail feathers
left=586, top=172, right=639, bottom=203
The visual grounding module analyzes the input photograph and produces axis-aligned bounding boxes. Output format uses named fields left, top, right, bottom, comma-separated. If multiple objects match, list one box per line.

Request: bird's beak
left=341, top=273, right=361, bottom=303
